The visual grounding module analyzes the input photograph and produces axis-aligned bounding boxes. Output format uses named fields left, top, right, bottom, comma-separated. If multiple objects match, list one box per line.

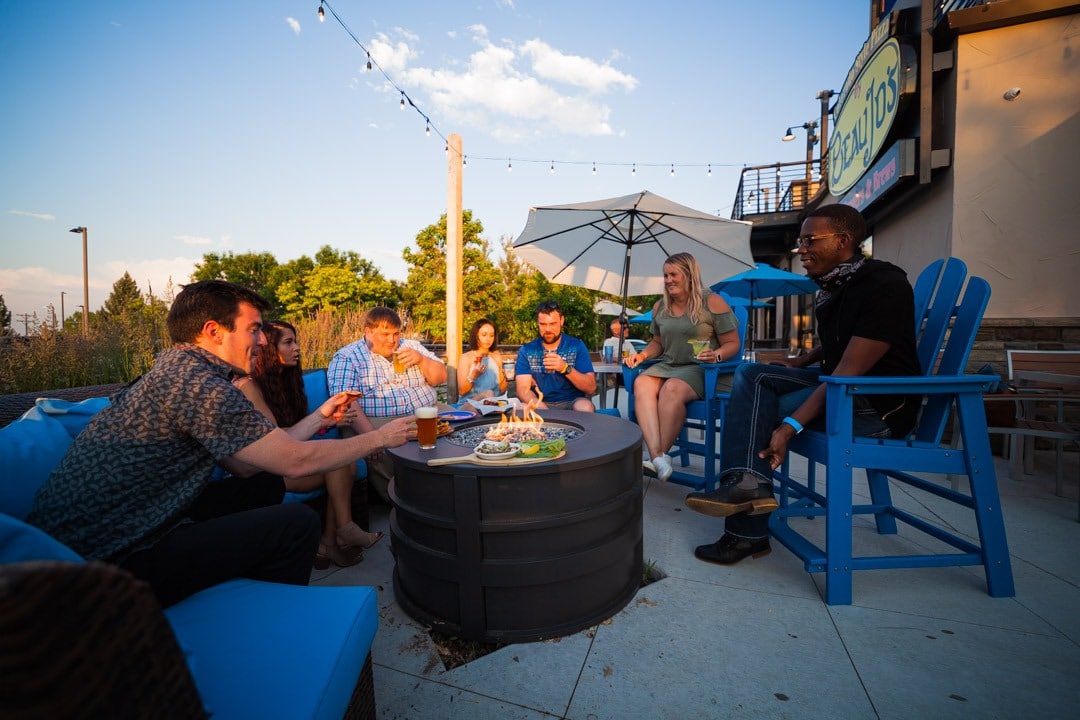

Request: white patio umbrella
left=513, top=191, right=755, bottom=333
left=593, top=300, right=642, bottom=317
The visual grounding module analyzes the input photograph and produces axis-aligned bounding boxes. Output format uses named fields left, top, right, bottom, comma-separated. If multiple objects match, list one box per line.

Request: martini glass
left=687, top=338, right=709, bottom=360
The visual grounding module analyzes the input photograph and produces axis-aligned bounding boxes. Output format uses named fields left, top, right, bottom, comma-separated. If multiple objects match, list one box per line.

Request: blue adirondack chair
left=769, top=258, right=1015, bottom=605
left=623, top=302, right=748, bottom=490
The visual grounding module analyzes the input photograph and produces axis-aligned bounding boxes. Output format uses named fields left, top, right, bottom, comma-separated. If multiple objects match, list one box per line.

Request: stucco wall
left=869, top=14, right=1080, bottom=319
left=951, top=15, right=1080, bottom=318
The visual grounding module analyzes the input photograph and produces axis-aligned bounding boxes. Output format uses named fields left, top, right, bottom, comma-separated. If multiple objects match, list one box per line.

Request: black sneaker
left=684, top=472, right=778, bottom=517
left=694, top=533, right=771, bottom=565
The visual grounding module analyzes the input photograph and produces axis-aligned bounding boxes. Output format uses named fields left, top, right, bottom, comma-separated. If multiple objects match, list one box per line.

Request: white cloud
left=352, top=25, right=636, bottom=137
left=519, top=39, right=637, bottom=94
left=285, top=17, right=301, bottom=35
left=8, top=209, right=55, bottom=221
left=175, top=234, right=213, bottom=246
left=390, top=27, right=638, bottom=139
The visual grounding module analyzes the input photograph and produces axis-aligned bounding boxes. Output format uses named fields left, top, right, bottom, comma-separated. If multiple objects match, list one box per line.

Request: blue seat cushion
left=0, top=408, right=77, bottom=519
left=164, top=580, right=378, bottom=720
left=0, top=512, right=83, bottom=563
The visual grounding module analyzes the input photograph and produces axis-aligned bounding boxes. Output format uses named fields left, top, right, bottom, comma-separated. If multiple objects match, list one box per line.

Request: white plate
left=473, top=442, right=520, bottom=460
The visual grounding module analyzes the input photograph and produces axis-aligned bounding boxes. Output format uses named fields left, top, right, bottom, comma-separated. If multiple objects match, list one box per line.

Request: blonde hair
left=658, top=252, right=707, bottom=323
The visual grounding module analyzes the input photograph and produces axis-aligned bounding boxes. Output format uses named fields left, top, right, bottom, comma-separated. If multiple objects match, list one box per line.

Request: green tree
left=0, top=294, right=11, bottom=335
left=192, top=251, right=281, bottom=311
left=102, top=272, right=144, bottom=319
left=275, top=246, right=396, bottom=318
left=401, top=211, right=503, bottom=342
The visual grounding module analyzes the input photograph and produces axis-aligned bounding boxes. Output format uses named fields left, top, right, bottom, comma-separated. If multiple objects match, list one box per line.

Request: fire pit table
left=387, top=410, right=643, bottom=643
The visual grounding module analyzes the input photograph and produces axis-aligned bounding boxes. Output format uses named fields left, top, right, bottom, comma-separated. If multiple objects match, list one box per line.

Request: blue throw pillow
left=0, top=409, right=75, bottom=520
left=0, top=512, right=83, bottom=562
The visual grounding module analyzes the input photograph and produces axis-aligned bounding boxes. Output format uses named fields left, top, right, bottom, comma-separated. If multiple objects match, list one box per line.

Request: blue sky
left=0, top=0, right=872, bottom=330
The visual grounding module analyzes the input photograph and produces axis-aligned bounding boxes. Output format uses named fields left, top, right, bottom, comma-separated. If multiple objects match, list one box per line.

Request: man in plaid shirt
left=328, top=307, right=447, bottom=502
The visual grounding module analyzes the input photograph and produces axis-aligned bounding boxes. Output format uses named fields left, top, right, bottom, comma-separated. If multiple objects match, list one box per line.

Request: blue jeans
left=721, top=363, right=891, bottom=540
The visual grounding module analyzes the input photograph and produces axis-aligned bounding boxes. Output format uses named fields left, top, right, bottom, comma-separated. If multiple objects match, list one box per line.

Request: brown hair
left=252, top=320, right=307, bottom=427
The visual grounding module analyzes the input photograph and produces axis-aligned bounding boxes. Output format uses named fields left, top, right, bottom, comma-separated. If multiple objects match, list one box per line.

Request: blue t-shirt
left=515, top=335, right=594, bottom=404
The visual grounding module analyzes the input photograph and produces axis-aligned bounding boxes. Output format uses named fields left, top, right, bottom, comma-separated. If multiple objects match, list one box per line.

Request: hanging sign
left=827, top=38, right=916, bottom=196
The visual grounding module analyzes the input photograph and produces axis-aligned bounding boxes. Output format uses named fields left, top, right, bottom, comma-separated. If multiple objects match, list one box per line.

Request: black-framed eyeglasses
left=795, top=232, right=844, bottom=249
left=536, top=300, right=562, bottom=313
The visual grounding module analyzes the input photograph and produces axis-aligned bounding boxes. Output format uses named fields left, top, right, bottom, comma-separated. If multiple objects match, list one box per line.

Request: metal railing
left=731, top=159, right=822, bottom=220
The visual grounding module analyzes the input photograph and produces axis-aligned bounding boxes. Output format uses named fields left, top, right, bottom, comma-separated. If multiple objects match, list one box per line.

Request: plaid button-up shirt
left=327, top=338, right=439, bottom=417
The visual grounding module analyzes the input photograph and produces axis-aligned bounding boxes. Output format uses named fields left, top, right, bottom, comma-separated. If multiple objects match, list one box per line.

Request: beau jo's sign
left=828, top=37, right=916, bottom=196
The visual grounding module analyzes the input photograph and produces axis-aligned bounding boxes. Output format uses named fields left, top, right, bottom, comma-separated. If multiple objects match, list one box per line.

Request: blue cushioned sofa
left=0, top=371, right=378, bottom=719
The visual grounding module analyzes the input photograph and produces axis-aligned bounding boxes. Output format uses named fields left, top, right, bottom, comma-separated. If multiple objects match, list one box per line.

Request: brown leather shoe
left=685, top=472, right=778, bottom=517
left=694, top=533, right=771, bottom=565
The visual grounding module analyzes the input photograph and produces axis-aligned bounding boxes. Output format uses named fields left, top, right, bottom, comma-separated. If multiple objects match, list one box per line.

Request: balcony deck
left=312, top=407, right=1079, bottom=719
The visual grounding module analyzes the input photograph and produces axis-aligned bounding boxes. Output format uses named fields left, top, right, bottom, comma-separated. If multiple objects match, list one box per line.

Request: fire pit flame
left=484, top=387, right=547, bottom=442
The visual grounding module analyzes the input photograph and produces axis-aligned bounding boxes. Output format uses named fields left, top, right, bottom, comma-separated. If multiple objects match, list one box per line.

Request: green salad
left=516, top=438, right=566, bottom=458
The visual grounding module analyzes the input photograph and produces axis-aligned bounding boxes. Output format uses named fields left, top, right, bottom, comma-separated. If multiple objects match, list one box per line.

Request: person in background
left=238, top=320, right=384, bottom=570
left=27, top=280, right=412, bottom=607
left=624, top=253, right=741, bottom=482
left=602, top=317, right=630, bottom=361
left=328, top=306, right=448, bottom=503
left=684, top=204, right=921, bottom=565
left=457, top=317, right=508, bottom=401
left=515, top=300, right=597, bottom=412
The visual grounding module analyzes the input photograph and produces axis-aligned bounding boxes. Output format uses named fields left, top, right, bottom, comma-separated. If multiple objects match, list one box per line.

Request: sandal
left=337, top=521, right=385, bottom=550
left=313, top=541, right=364, bottom=570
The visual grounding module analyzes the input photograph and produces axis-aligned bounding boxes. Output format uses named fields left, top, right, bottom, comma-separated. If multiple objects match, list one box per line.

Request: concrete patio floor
left=312, top=427, right=1080, bottom=720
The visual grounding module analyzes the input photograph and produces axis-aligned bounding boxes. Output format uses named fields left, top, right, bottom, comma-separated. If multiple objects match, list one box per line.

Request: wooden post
left=446, top=133, right=464, bottom=402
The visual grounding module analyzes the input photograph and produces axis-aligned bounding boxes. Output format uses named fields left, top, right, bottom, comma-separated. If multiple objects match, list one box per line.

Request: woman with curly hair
left=238, top=320, right=383, bottom=569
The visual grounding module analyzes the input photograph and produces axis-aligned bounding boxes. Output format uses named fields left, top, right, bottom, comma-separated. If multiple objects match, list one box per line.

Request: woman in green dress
left=624, top=253, right=742, bottom=482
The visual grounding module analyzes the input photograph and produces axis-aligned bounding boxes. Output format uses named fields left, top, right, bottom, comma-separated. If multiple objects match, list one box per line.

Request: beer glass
left=415, top=406, right=438, bottom=449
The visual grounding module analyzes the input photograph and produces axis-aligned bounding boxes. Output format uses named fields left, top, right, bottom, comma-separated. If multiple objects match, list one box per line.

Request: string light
left=318, top=1, right=742, bottom=180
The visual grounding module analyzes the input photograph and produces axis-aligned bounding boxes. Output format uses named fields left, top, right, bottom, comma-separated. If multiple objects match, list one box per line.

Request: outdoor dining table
left=592, top=362, right=625, bottom=409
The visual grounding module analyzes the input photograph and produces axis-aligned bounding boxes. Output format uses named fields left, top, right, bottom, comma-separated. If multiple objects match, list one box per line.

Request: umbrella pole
left=611, top=214, right=638, bottom=412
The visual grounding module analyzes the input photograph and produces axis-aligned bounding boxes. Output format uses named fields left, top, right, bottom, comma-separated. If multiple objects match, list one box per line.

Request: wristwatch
left=561, top=363, right=572, bottom=375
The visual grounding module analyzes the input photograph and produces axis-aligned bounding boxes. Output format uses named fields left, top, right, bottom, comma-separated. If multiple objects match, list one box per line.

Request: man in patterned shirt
left=28, top=281, right=412, bottom=607
left=327, top=306, right=448, bottom=502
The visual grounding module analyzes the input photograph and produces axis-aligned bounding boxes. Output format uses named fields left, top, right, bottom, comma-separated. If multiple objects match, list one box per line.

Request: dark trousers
left=120, top=473, right=321, bottom=607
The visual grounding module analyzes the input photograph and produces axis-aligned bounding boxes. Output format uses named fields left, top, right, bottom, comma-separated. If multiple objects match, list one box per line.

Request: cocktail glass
left=687, top=338, right=709, bottom=359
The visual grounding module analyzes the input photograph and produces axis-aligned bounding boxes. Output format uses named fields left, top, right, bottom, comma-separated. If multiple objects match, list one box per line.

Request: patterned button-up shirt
left=27, top=345, right=276, bottom=562
left=327, top=338, right=439, bottom=417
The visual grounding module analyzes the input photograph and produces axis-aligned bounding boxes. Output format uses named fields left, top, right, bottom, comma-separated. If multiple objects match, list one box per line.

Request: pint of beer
left=392, top=350, right=407, bottom=374
left=415, top=406, right=439, bottom=449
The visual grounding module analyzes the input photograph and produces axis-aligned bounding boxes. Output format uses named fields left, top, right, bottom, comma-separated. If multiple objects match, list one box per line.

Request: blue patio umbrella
left=629, top=294, right=771, bottom=325
left=710, top=265, right=819, bottom=349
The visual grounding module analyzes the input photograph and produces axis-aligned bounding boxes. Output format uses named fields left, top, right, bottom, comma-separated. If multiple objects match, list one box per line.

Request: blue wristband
left=781, top=416, right=804, bottom=434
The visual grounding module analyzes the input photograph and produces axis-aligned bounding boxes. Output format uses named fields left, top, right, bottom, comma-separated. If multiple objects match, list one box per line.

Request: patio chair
left=622, top=303, right=747, bottom=490
left=770, top=257, right=1015, bottom=605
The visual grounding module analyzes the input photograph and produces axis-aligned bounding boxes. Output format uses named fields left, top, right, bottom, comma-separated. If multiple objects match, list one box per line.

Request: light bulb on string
left=707, top=164, right=712, bottom=177
left=463, top=155, right=467, bottom=167
left=444, top=143, right=449, bottom=155
left=550, top=161, right=555, bottom=174
left=592, top=162, right=596, bottom=176
left=425, top=121, right=430, bottom=137
left=366, top=52, right=372, bottom=72
left=670, top=164, right=675, bottom=177
left=317, top=3, right=325, bottom=22
left=631, top=163, right=636, bottom=177
left=400, top=92, right=405, bottom=110
left=507, top=158, right=512, bottom=173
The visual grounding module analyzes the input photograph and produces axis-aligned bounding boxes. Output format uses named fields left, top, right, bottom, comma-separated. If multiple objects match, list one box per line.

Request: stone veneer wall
left=969, top=318, right=1080, bottom=379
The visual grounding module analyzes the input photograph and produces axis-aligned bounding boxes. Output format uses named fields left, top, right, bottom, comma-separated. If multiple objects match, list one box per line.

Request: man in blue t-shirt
left=515, top=300, right=597, bottom=411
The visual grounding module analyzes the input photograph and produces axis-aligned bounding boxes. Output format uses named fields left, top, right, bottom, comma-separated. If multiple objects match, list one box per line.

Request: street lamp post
left=69, top=226, right=89, bottom=335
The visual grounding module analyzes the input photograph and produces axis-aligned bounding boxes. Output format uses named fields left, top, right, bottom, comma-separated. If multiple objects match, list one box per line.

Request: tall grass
left=0, top=307, right=409, bottom=393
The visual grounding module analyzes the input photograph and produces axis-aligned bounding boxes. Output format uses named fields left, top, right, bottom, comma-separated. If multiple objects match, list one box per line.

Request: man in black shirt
left=685, top=204, right=921, bottom=565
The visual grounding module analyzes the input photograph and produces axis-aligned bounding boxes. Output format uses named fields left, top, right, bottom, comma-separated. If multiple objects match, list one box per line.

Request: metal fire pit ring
left=387, top=410, right=643, bottom=643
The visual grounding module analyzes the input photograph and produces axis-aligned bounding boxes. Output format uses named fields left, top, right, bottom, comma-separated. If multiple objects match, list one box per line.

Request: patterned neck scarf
left=815, top=255, right=865, bottom=308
